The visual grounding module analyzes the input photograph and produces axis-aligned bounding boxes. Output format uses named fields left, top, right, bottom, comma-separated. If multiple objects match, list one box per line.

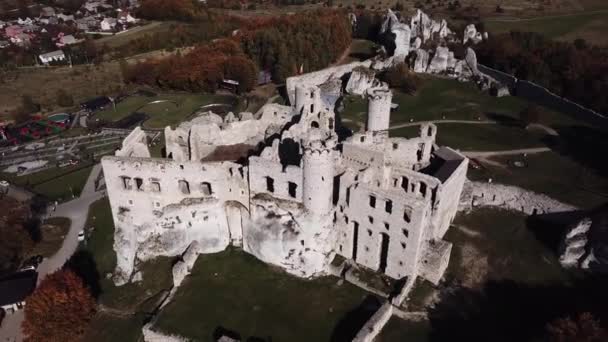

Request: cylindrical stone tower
left=366, top=87, right=393, bottom=132
left=302, top=139, right=335, bottom=217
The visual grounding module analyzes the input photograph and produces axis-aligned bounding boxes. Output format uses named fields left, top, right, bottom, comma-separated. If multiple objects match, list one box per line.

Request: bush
left=381, top=63, right=421, bottom=94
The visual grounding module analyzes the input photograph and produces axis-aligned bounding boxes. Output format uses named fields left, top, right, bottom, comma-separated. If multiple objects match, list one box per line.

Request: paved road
left=0, top=164, right=105, bottom=342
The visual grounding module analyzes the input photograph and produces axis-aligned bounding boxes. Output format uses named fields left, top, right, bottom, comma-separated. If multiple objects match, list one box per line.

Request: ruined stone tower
left=295, top=85, right=322, bottom=117
left=366, top=87, right=392, bottom=132
left=302, top=137, right=335, bottom=217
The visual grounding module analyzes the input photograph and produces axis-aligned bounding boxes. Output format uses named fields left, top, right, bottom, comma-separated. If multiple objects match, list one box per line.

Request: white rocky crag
left=559, top=208, right=608, bottom=272
left=345, top=67, right=382, bottom=96
left=463, top=24, right=484, bottom=45
left=427, top=46, right=450, bottom=74
left=560, top=218, right=593, bottom=268
left=413, top=49, right=430, bottom=73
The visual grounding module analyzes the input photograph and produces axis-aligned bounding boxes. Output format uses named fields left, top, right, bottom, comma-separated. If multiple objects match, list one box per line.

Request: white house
left=39, top=50, right=66, bottom=64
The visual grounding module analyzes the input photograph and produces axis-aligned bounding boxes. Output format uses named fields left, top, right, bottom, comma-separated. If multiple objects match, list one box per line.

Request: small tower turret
left=366, top=87, right=393, bottom=132
left=302, top=137, right=336, bottom=217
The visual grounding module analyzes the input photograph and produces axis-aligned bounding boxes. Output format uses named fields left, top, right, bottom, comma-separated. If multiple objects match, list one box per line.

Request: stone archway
left=224, top=200, right=250, bottom=247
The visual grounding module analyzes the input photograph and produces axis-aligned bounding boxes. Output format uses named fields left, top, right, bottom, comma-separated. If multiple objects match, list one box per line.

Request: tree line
left=475, top=31, right=608, bottom=115
left=122, top=10, right=352, bottom=92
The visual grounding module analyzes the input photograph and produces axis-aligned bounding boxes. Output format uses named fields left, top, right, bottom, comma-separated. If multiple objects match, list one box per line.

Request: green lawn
left=32, top=165, right=93, bottom=201
left=96, top=93, right=239, bottom=129
left=1, top=163, right=94, bottom=202
left=469, top=151, right=608, bottom=208
left=343, top=39, right=378, bottom=63
left=485, top=10, right=608, bottom=44
left=154, top=248, right=372, bottom=342
left=391, top=123, right=546, bottom=151
left=83, top=313, right=147, bottom=342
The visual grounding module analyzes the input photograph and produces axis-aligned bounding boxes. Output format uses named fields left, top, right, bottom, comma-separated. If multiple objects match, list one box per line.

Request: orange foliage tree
left=546, top=312, right=608, bottom=342
left=22, top=270, right=96, bottom=342
left=0, top=198, right=34, bottom=275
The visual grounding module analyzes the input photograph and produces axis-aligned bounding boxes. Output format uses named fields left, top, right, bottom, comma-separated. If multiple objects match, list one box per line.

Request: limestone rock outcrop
left=346, top=67, right=381, bottom=95
left=413, top=49, right=430, bottom=73
left=463, top=24, right=484, bottom=44
left=243, top=196, right=333, bottom=278
left=560, top=207, right=608, bottom=272
left=427, top=46, right=450, bottom=73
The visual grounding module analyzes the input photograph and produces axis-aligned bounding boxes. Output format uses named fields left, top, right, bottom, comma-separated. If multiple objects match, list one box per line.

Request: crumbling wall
left=164, top=126, right=190, bottom=161
left=352, top=301, right=394, bottom=342
left=115, top=127, right=150, bottom=158
left=286, top=61, right=372, bottom=104
left=102, top=156, right=249, bottom=284
left=243, top=195, right=333, bottom=278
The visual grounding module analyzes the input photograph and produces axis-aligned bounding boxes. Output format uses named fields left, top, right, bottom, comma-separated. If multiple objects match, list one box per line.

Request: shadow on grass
left=427, top=275, right=608, bottom=342
left=485, top=112, right=524, bottom=127
left=543, top=125, right=608, bottom=178
left=526, top=210, right=587, bottom=254
left=330, top=295, right=382, bottom=342
left=67, top=249, right=102, bottom=299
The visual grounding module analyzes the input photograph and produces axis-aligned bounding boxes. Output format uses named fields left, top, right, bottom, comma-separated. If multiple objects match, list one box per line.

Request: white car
left=78, top=230, right=85, bottom=242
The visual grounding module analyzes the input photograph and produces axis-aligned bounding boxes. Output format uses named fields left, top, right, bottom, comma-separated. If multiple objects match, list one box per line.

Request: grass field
left=154, top=248, right=373, bottom=342
left=93, top=21, right=170, bottom=49
left=446, top=208, right=571, bottom=287
left=341, top=76, right=579, bottom=128
left=0, top=62, right=124, bottom=115
left=0, top=163, right=94, bottom=201
left=486, top=10, right=608, bottom=45
left=96, top=93, right=239, bottom=129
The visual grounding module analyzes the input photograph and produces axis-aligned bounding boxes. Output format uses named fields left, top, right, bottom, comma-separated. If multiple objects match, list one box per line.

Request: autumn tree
left=546, top=312, right=608, bottom=342
left=224, top=56, right=258, bottom=93
left=0, top=199, right=34, bottom=276
left=23, top=270, right=96, bottom=342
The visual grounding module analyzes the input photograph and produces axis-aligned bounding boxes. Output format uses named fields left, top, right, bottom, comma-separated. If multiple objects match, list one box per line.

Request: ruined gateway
left=102, top=70, right=468, bottom=287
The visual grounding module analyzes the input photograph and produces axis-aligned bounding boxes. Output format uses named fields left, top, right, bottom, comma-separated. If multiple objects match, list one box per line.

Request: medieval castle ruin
left=102, top=60, right=468, bottom=288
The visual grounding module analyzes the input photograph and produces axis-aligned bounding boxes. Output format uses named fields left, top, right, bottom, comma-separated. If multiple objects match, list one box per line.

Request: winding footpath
left=0, top=164, right=105, bottom=342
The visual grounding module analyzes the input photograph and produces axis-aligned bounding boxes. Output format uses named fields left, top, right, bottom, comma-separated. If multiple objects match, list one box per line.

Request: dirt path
left=388, top=119, right=496, bottom=130
left=464, top=147, right=551, bottom=158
